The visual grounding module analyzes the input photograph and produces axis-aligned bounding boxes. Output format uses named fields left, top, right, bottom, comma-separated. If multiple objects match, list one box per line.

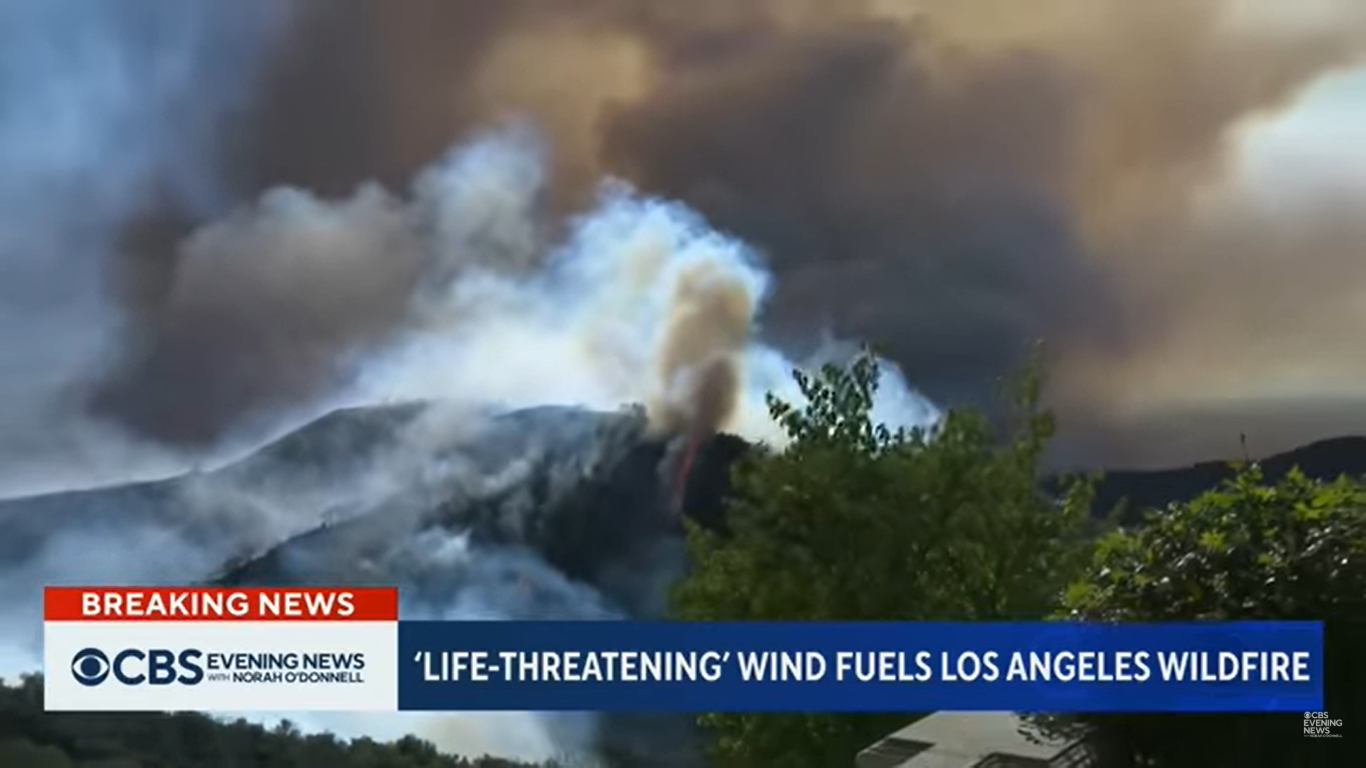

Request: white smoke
left=336, top=127, right=941, bottom=444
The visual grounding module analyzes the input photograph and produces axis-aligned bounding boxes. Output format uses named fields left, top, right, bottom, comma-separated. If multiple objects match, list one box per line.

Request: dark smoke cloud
left=601, top=21, right=1113, bottom=404
left=91, top=184, right=429, bottom=443
left=86, top=1, right=527, bottom=443
left=85, top=0, right=1366, bottom=467
left=218, top=1, right=511, bottom=199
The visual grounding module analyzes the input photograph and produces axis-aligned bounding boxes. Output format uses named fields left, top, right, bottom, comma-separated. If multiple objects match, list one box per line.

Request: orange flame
left=673, top=435, right=702, bottom=508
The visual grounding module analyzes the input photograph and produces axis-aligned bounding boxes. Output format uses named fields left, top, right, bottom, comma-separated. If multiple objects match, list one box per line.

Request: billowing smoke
left=92, top=123, right=936, bottom=451
left=89, top=1, right=1103, bottom=441
left=0, top=4, right=1361, bottom=474
left=83, top=0, right=1366, bottom=466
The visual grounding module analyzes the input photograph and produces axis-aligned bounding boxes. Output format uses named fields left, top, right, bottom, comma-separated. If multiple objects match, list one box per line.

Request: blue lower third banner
left=398, top=621, right=1323, bottom=713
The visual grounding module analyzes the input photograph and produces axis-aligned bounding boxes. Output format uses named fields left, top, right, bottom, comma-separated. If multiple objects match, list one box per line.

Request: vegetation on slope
left=1049, top=463, right=1366, bottom=767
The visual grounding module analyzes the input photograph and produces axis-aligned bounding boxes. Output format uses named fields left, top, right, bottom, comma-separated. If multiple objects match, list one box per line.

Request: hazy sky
left=1049, top=62, right=1366, bottom=466
left=1, top=0, right=1365, bottom=476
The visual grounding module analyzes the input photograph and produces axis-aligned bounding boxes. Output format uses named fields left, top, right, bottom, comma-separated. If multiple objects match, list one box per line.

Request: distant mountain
left=7, top=401, right=1366, bottom=587
left=683, top=433, right=1366, bottom=528
left=1081, top=436, right=1366, bottom=518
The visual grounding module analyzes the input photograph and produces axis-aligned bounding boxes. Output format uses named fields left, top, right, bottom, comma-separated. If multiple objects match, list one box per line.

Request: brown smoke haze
left=94, top=0, right=1366, bottom=467
left=652, top=259, right=754, bottom=440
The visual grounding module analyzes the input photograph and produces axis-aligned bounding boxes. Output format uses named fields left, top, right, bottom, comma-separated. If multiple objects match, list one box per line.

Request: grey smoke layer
left=0, top=0, right=281, bottom=494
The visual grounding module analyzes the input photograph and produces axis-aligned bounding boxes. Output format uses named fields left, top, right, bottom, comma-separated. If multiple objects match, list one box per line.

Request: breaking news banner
left=44, top=586, right=1324, bottom=713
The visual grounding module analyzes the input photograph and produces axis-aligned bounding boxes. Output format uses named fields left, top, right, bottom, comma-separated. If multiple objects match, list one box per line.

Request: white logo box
left=43, top=586, right=399, bottom=712
left=44, top=621, right=399, bottom=711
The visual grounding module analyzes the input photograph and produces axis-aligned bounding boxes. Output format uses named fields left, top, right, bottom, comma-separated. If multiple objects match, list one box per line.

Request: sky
left=1050, top=62, right=1366, bottom=465
left=0, top=0, right=1364, bottom=483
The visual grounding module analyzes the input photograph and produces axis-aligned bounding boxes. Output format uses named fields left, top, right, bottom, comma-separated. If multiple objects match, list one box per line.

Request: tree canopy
left=1049, top=463, right=1366, bottom=767
left=672, top=350, right=1366, bottom=767
left=670, top=350, right=1095, bottom=767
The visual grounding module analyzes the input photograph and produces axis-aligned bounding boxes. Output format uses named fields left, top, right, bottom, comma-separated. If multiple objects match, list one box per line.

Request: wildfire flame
left=672, top=434, right=703, bottom=509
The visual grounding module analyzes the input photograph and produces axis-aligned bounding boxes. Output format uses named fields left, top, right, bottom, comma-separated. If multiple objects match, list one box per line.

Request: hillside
left=6, top=402, right=1366, bottom=592
left=0, top=401, right=433, bottom=575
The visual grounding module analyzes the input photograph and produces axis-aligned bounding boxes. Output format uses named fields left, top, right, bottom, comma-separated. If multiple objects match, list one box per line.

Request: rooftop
left=856, top=712, right=1097, bottom=768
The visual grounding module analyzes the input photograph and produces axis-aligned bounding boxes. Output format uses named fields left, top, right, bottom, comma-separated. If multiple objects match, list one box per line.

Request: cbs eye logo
left=71, top=648, right=111, bottom=687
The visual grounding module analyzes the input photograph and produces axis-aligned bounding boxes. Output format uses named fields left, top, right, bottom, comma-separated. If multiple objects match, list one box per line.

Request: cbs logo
left=70, top=647, right=204, bottom=687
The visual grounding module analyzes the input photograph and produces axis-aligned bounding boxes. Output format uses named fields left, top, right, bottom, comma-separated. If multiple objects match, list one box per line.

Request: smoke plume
left=67, top=0, right=1366, bottom=467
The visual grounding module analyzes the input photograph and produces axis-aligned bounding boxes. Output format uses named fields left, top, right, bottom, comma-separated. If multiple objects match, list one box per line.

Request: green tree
left=1049, top=463, right=1366, bottom=767
left=671, top=349, right=1094, bottom=767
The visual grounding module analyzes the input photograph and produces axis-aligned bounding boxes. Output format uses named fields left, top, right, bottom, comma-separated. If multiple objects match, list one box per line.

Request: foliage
left=670, top=348, right=1095, bottom=767
left=0, top=673, right=565, bottom=768
left=1048, top=463, right=1366, bottom=767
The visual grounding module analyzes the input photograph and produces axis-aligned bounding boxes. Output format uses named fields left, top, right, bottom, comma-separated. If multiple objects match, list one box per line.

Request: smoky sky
left=28, top=0, right=1366, bottom=466
left=600, top=21, right=1110, bottom=399
left=0, top=0, right=283, bottom=487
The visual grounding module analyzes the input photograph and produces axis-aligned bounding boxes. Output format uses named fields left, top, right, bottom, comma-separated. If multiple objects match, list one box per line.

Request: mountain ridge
left=1080, top=434, right=1366, bottom=516
left=6, top=404, right=1366, bottom=579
